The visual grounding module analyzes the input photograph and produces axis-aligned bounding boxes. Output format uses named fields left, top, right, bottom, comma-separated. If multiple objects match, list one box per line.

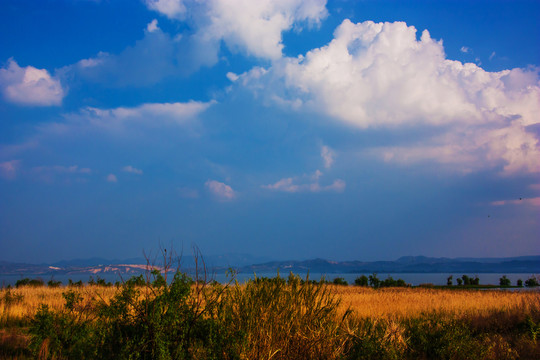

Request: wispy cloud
left=106, top=174, right=118, bottom=183
left=321, top=145, right=335, bottom=169
left=491, top=197, right=540, bottom=207
left=177, top=186, right=199, bottom=199
left=205, top=180, right=236, bottom=200
left=30, top=165, right=91, bottom=182
left=19, top=100, right=213, bottom=143
left=263, top=170, right=345, bottom=193
left=122, top=165, right=143, bottom=175
left=0, top=160, right=20, bottom=180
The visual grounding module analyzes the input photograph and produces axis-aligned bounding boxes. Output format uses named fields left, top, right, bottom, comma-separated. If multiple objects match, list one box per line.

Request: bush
left=333, top=277, right=348, bottom=286
left=499, top=275, right=511, bottom=287
left=380, top=276, right=408, bottom=288
left=369, top=274, right=380, bottom=288
left=219, top=272, right=349, bottom=359
left=30, top=269, right=239, bottom=359
left=15, top=278, right=44, bottom=288
left=47, top=279, right=62, bottom=288
left=525, top=276, right=539, bottom=287
left=68, top=279, right=83, bottom=287
left=517, top=279, right=523, bottom=287
left=355, top=275, right=369, bottom=286
left=405, top=315, right=484, bottom=359
left=461, top=275, right=479, bottom=286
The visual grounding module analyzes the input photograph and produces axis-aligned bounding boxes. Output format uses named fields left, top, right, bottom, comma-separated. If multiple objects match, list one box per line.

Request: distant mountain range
left=239, top=256, right=540, bottom=274
left=1, top=255, right=539, bottom=276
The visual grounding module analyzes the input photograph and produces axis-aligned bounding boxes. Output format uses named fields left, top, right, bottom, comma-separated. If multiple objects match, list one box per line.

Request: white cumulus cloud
left=147, top=19, right=159, bottom=32
left=146, top=0, right=328, bottom=60
left=145, top=0, right=187, bottom=20
left=236, top=20, right=540, bottom=175
left=106, top=174, right=118, bottom=183
left=205, top=180, right=236, bottom=200
left=0, top=59, right=65, bottom=106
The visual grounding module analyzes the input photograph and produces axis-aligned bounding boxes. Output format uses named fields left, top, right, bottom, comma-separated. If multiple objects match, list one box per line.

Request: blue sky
left=1, top=0, right=539, bottom=264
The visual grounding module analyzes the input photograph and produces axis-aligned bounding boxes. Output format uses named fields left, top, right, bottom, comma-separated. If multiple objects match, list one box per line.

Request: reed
left=332, top=286, right=540, bottom=319
left=1, top=281, right=539, bottom=359
left=1, top=286, right=117, bottom=327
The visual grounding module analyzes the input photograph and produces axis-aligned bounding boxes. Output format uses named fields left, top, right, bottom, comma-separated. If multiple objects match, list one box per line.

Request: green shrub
left=15, top=278, right=44, bottom=288
left=68, top=279, right=83, bottom=287
left=30, top=270, right=239, bottom=360
left=405, top=315, right=485, bottom=359
left=354, top=275, right=368, bottom=286
left=525, top=276, right=539, bottom=287
left=218, top=273, right=349, bottom=359
left=47, top=279, right=62, bottom=288
left=368, top=274, right=380, bottom=288
left=345, top=318, right=406, bottom=360
left=333, top=277, right=348, bottom=286
left=500, top=275, right=511, bottom=287
left=379, top=276, right=408, bottom=288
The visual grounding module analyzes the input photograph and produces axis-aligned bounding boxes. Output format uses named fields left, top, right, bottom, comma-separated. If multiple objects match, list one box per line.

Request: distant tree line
left=11, top=276, right=118, bottom=289
left=352, top=274, right=409, bottom=288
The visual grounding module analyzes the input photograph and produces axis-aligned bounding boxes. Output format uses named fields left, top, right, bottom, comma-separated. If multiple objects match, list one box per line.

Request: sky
left=0, top=0, right=539, bottom=264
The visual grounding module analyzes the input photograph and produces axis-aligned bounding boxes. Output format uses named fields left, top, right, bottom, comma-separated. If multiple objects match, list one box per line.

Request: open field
left=2, top=285, right=539, bottom=324
left=1, top=280, right=539, bottom=359
left=332, top=286, right=540, bottom=319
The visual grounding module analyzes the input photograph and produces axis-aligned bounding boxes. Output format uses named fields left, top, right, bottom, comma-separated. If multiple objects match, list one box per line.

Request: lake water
left=1, top=272, right=537, bottom=288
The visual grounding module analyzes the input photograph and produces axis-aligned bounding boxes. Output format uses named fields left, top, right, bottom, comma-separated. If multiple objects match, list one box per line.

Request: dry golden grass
left=332, top=286, right=540, bottom=319
left=1, top=286, right=117, bottom=324
left=2, top=285, right=539, bottom=325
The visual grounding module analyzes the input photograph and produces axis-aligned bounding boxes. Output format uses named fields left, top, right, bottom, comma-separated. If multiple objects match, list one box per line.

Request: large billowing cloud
left=0, top=59, right=65, bottom=106
left=66, top=1, right=327, bottom=86
left=235, top=20, right=540, bottom=174
left=146, top=0, right=328, bottom=59
left=63, top=22, right=218, bottom=86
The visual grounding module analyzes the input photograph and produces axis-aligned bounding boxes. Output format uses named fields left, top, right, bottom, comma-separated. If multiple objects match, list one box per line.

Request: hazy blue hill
left=1, top=255, right=539, bottom=275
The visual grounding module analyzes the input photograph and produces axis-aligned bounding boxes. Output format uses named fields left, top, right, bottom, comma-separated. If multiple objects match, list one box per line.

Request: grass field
left=2, top=284, right=538, bottom=323
left=1, top=279, right=539, bottom=359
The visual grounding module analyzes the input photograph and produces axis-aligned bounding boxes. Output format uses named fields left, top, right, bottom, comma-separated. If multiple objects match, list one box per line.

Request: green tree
left=333, top=277, right=348, bottom=286
left=499, top=275, right=511, bottom=287
left=369, top=273, right=380, bottom=288
left=525, top=276, right=539, bottom=287
left=354, top=275, right=369, bottom=286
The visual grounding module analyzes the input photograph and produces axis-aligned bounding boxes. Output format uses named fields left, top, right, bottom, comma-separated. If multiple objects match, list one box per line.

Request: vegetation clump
left=2, top=254, right=539, bottom=359
left=15, top=278, right=44, bottom=288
